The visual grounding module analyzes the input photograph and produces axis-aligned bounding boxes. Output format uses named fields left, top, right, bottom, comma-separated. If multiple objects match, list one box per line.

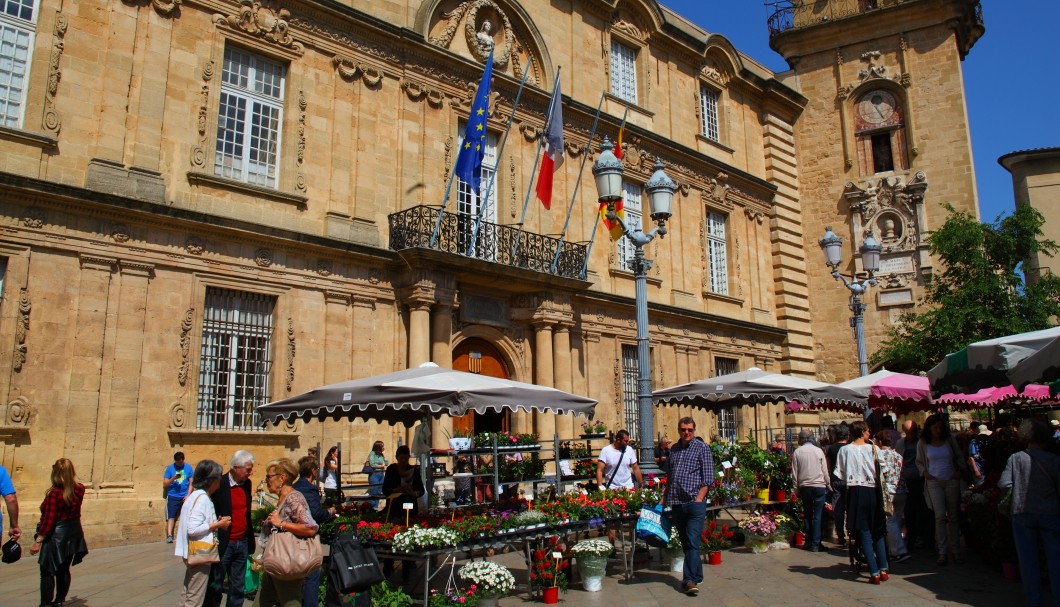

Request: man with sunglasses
left=664, top=417, right=714, bottom=596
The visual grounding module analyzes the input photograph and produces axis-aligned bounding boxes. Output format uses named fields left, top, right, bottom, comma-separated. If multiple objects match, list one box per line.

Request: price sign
left=552, top=552, right=563, bottom=559
left=403, top=503, right=414, bottom=510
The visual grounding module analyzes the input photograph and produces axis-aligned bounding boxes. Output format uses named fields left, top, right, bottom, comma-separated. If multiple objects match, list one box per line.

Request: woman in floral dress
left=875, top=431, right=909, bottom=563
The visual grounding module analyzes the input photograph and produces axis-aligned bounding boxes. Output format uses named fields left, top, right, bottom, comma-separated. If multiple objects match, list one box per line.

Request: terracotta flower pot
left=793, top=531, right=806, bottom=547
left=708, top=552, right=722, bottom=565
left=543, top=586, right=560, bottom=604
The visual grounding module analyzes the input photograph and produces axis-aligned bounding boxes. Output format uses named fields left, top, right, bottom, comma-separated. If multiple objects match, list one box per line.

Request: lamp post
left=819, top=226, right=882, bottom=377
left=592, top=137, right=676, bottom=476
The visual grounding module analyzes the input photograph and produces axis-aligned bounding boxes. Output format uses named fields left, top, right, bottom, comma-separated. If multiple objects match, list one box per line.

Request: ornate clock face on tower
left=857, top=90, right=898, bottom=126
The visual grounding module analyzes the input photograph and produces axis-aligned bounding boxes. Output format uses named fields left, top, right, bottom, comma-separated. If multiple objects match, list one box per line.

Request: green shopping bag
left=245, top=565, right=262, bottom=594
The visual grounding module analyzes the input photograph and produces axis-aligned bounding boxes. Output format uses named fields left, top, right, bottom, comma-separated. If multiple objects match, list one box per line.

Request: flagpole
left=511, top=69, right=561, bottom=264
left=467, top=60, right=534, bottom=257
left=550, top=93, right=608, bottom=273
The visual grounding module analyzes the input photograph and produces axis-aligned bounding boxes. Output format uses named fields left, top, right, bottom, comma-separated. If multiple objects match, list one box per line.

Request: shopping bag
left=245, top=564, right=262, bottom=594
left=635, top=504, right=671, bottom=548
left=330, top=533, right=384, bottom=593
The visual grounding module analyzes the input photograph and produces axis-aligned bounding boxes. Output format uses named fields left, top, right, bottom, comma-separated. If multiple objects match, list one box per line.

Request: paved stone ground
left=0, top=538, right=1033, bottom=606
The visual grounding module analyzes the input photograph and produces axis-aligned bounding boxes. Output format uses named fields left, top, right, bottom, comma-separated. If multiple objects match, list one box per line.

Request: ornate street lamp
left=819, top=227, right=881, bottom=376
left=593, top=137, right=676, bottom=475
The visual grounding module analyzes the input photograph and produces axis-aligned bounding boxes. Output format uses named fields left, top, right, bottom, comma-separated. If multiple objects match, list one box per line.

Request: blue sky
left=661, top=0, right=1057, bottom=222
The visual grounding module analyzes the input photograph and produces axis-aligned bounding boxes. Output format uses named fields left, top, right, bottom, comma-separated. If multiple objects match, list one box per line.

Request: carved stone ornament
left=213, top=0, right=304, bottom=53
left=191, top=61, right=214, bottom=169
left=169, top=399, right=188, bottom=429
left=254, top=247, right=273, bottom=267
left=286, top=317, right=295, bottom=392
left=42, top=13, right=66, bottom=134
left=844, top=172, right=929, bottom=280
left=430, top=0, right=515, bottom=70
left=22, top=207, right=45, bottom=228
left=185, top=236, right=205, bottom=255
left=111, top=223, right=131, bottom=243
left=122, top=0, right=181, bottom=16
left=13, top=289, right=30, bottom=372
left=316, top=259, right=332, bottom=276
left=3, top=396, right=33, bottom=428
left=296, top=91, right=307, bottom=192
left=401, top=79, right=446, bottom=108
left=178, top=307, right=194, bottom=386
left=331, top=55, right=383, bottom=88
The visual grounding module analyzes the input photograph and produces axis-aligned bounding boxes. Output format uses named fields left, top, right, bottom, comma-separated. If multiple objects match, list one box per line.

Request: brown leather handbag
left=262, top=529, right=323, bottom=581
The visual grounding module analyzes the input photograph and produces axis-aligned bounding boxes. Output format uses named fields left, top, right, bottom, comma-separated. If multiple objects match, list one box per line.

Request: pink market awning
left=935, top=384, right=1053, bottom=410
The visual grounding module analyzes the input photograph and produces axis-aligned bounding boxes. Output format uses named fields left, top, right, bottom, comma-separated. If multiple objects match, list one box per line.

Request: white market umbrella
left=928, top=326, right=1060, bottom=395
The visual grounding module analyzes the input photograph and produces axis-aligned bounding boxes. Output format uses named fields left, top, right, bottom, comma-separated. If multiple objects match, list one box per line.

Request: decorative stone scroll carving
left=213, top=0, right=304, bottom=53
left=111, top=223, right=130, bottom=242
left=178, top=307, right=194, bottom=386
left=3, top=396, right=33, bottom=429
left=430, top=0, right=514, bottom=69
left=169, top=399, right=188, bottom=429
left=315, top=259, right=332, bottom=276
left=400, top=79, right=446, bottom=108
left=837, top=50, right=902, bottom=99
left=185, top=236, right=205, bottom=255
left=122, top=0, right=181, bottom=16
left=22, top=207, right=44, bottom=228
left=286, top=317, right=295, bottom=392
left=295, top=91, right=306, bottom=192
left=43, top=13, right=67, bottom=134
left=254, top=247, right=273, bottom=267
left=191, top=61, right=214, bottom=169
left=13, top=289, right=30, bottom=372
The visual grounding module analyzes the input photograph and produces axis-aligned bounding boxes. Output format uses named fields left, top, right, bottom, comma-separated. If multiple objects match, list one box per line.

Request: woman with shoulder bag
left=916, top=414, right=969, bottom=565
left=835, top=421, right=889, bottom=584
left=175, top=460, right=231, bottom=607
left=256, top=458, right=320, bottom=607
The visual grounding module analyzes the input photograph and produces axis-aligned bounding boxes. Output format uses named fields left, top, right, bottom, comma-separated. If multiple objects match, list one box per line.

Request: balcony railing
left=388, top=205, right=589, bottom=280
left=768, top=0, right=982, bottom=37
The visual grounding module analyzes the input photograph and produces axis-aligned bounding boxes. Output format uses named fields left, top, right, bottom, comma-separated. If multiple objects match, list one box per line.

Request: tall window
left=0, top=0, right=35, bottom=127
left=700, top=85, right=720, bottom=142
left=610, top=41, right=637, bottom=104
left=197, top=287, right=275, bottom=431
left=715, top=357, right=739, bottom=441
left=456, top=123, right=498, bottom=260
left=215, top=46, right=286, bottom=188
left=621, top=344, right=639, bottom=438
left=617, top=181, right=642, bottom=271
left=707, top=212, right=728, bottom=295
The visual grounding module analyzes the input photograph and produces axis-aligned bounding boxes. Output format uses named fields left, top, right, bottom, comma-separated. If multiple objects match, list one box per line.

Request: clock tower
left=768, top=0, right=985, bottom=380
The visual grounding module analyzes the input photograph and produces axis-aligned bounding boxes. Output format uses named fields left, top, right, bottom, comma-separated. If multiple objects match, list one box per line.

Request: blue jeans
left=799, top=487, right=827, bottom=550
left=669, top=501, right=706, bottom=585
left=854, top=528, right=888, bottom=576
left=303, top=568, right=321, bottom=607
left=832, top=486, right=847, bottom=541
left=1012, top=513, right=1060, bottom=607
left=204, top=537, right=249, bottom=607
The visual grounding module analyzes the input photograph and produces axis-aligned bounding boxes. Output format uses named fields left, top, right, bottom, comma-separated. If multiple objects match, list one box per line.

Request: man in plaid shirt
left=664, top=416, right=714, bottom=596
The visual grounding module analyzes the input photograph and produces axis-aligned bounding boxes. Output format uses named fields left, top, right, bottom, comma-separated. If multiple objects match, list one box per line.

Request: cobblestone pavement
left=0, top=538, right=1029, bottom=606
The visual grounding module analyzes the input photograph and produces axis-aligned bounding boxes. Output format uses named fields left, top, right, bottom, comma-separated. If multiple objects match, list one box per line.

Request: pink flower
left=458, top=598, right=466, bottom=603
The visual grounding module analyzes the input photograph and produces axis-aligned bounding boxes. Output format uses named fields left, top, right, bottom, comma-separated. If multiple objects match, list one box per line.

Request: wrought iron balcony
left=388, top=205, right=589, bottom=280
left=768, top=0, right=982, bottom=37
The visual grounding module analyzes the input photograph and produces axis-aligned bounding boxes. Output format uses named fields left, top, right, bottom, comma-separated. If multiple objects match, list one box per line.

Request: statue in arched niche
left=476, top=19, right=495, bottom=52
left=428, top=0, right=541, bottom=84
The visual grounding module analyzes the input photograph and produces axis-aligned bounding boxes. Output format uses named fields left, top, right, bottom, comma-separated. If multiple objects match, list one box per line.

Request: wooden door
left=452, top=339, right=510, bottom=435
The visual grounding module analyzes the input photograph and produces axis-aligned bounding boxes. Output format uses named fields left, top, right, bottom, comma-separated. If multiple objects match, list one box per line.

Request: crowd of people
left=793, top=414, right=1060, bottom=603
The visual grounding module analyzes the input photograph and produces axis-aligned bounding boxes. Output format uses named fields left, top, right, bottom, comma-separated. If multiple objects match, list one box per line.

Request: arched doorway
left=452, top=338, right=510, bottom=435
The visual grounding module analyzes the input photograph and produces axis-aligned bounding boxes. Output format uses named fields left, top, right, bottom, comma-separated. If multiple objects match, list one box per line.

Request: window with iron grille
left=617, top=182, right=642, bottom=272
left=621, top=344, right=639, bottom=438
left=700, top=85, right=720, bottom=142
left=0, top=0, right=36, bottom=127
left=197, top=287, right=275, bottom=431
left=456, top=122, right=498, bottom=261
left=215, top=46, right=286, bottom=188
left=610, top=41, right=637, bottom=104
left=715, top=356, right=739, bottom=441
left=707, top=211, right=728, bottom=295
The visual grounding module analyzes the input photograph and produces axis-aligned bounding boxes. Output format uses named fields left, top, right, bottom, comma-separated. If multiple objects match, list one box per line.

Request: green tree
left=871, top=204, right=1060, bottom=372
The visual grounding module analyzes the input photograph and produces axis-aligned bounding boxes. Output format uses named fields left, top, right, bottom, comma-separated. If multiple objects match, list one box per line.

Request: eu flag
left=454, top=52, right=494, bottom=188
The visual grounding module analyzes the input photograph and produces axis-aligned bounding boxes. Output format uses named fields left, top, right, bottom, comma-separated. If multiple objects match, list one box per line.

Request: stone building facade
left=999, top=147, right=1060, bottom=283
left=0, top=0, right=817, bottom=546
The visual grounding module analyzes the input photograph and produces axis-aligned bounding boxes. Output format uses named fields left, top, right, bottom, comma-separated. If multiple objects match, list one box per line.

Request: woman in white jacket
left=175, top=460, right=231, bottom=607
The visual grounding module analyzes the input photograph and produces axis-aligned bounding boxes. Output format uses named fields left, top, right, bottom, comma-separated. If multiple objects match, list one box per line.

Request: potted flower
left=665, top=526, right=684, bottom=572
left=428, top=586, right=478, bottom=607
left=445, top=427, right=475, bottom=451
left=570, top=538, right=612, bottom=591
left=580, top=420, right=607, bottom=438
left=700, top=520, right=734, bottom=565
left=738, top=512, right=778, bottom=554
left=529, top=537, right=569, bottom=604
left=459, top=560, right=515, bottom=607
left=391, top=525, right=460, bottom=552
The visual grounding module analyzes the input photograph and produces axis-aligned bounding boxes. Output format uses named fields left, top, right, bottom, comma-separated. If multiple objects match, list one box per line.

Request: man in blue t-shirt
left=0, top=464, right=18, bottom=543
left=163, top=451, right=193, bottom=543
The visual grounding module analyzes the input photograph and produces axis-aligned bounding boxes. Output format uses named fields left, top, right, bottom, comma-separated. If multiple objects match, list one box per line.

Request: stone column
left=532, top=321, right=556, bottom=442
left=431, top=302, right=454, bottom=451
left=76, top=255, right=116, bottom=487
left=407, top=300, right=432, bottom=367
left=324, top=292, right=353, bottom=384
left=553, top=323, right=575, bottom=439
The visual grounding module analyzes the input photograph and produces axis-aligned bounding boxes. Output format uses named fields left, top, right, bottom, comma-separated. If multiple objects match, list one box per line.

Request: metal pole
left=632, top=241, right=660, bottom=476
left=850, top=290, right=868, bottom=377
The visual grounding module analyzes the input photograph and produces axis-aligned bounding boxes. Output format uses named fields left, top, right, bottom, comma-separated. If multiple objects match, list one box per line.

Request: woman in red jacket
left=29, top=458, right=88, bottom=607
